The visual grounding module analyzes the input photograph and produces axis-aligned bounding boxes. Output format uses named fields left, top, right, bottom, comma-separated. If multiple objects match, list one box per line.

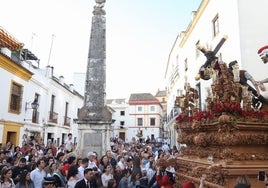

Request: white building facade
left=0, top=27, right=83, bottom=147
left=106, top=98, right=130, bottom=142
left=128, top=93, right=163, bottom=142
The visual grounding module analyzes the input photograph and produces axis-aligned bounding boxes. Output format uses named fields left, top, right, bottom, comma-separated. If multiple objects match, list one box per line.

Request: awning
left=0, top=27, right=24, bottom=50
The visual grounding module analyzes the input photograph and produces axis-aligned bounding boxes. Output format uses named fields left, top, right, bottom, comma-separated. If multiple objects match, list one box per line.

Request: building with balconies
left=0, top=26, right=83, bottom=147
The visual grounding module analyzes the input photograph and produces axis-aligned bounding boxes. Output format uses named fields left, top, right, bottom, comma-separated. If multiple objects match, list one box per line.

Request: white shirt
left=87, top=160, right=101, bottom=173
left=162, top=144, right=170, bottom=151
left=65, top=138, right=73, bottom=152
left=77, top=166, right=85, bottom=180
left=117, top=160, right=125, bottom=170
left=30, top=168, right=46, bottom=188
left=101, top=173, right=113, bottom=187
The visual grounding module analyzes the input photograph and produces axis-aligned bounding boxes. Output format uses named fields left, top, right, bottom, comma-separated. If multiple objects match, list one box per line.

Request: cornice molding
left=179, top=0, right=210, bottom=47
left=0, top=54, right=33, bottom=81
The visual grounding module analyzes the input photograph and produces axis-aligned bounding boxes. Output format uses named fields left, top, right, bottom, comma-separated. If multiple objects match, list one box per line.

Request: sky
left=1, top=0, right=201, bottom=99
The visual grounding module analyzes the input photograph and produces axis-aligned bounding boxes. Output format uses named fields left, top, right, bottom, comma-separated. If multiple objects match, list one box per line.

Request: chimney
left=69, top=84, right=74, bottom=92
left=1, top=47, right=12, bottom=57
left=59, top=76, right=64, bottom=85
left=45, top=65, right=53, bottom=78
left=191, top=11, right=197, bottom=21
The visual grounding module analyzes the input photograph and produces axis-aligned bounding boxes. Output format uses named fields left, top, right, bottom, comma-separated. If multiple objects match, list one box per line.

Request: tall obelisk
left=75, top=0, right=113, bottom=157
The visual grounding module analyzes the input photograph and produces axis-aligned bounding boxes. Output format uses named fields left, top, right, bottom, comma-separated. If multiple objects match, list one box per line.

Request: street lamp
left=25, top=98, right=39, bottom=111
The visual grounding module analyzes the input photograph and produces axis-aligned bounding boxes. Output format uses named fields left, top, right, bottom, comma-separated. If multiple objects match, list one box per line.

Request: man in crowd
left=77, top=157, right=89, bottom=180
left=30, top=159, right=46, bottom=188
left=12, top=157, right=30, bottom=184
left=64, top=133, right=74, bottom=153
left=74, top=168, right=98, bottom=188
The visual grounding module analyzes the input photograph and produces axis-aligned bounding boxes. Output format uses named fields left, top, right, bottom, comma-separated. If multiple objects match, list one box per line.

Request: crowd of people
left=0, top=133, right=182, bottom=188
left=1, top=133, right=268, bottom=188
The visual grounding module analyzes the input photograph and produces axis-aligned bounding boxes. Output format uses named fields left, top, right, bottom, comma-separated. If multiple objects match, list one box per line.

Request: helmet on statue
left=258, top=45, right=268, bottom=64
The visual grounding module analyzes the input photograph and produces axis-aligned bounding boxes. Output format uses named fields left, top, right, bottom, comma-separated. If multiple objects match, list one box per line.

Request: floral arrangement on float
left=174, top=61, right=268, bottom=130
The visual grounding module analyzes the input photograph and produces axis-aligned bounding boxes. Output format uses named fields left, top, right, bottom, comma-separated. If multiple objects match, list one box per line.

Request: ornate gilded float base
left=172, top=122, right=268, bottom=188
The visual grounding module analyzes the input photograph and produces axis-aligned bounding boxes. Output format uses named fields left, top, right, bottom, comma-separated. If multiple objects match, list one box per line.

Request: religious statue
left=196, top=37, right=268, bottom=111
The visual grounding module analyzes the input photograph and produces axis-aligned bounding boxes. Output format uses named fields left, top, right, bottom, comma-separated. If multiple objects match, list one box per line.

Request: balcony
left=48, top=111, right=58, bottom=124
left=32, top=111, right=39, bottom=123
left=24, top=111, right=39, bottom=123
left=64, top=116, right=71, bottom=126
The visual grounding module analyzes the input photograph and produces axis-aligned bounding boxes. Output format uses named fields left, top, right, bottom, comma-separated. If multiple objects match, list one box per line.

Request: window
left=50, top=95, right=55, bottom=113
left=138, top=106, right=142, bottom=112
left=49, top=95, right=58, bottom=123
left=120, top=121, right=125, bottom=128
left=65, top=102, right=69, bottom=118
left=120, top=111, right=125, bottom=116
left=137, top=118, right=143, bottom=126
left=150, top=118, right=155, bottom=126
left=150, top=106, right=155, bottom=112
left=64, top=102, right=70, bottom=126
left=212, top=14, right=219, bottom=37
left=9, top=81, right=23, bottom=113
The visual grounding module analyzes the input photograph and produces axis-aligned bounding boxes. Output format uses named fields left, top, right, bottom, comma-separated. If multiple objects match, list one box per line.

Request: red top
left=61, top=163, right=70, bottom=177
left=156, top=174, right=173, bottom=188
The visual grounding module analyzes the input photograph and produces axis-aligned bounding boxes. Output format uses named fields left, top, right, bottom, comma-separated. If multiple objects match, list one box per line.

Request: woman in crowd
left=62, top=156, right=76, bottom=177
left=44, top=157, right=55, bottom=175
left=12, top=151, right=23, bottom=166
left=101, top=165, right=114, bottom=188
left=66, top=165, right=79, bottom=188
left=117, top=156, right=126, bottom=170
left=146, top=160, right=156, bottom=183
left=15, top=169, right=34, bottom=188
left=0, top=166, right=15, bottom=188
left=26, top=154, right=37, bottom=171
left=130, top=171, right=141, bottom=188
left=46, top=162, right=57, bottom=177
left=113, top=165, right=123, bottom=187
left=107, top=178, right=117, bottom=188
left=140, top=158, right=146, bottom=173
left=99, top=155, right=111, bottom=173
left=52, top=161, right=66, bottom=188
left=155, top=166, right=172, bottom=188
left=118, top=169, right=131, bottom=188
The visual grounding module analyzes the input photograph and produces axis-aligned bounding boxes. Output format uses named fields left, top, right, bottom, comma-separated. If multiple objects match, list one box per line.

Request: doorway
left=6, top=131, right=17, bottom=145
left=119, top=132, right=125, bottom=141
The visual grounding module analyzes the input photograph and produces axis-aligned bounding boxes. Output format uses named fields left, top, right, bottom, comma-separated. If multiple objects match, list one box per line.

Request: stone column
left=75, top=0, right=113, bottom=157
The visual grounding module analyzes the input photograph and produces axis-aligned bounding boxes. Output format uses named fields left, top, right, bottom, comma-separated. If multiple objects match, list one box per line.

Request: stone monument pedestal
left=75, top=120, right=113, bottom=157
